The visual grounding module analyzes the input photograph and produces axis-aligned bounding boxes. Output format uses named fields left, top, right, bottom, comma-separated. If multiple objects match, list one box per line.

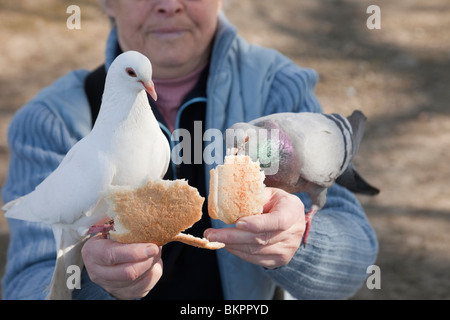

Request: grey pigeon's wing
left=4, top=137, right=114, bottom=226
left=346, top=110, right=367, bottom=157
left=268, top=113, right=351, bottom=186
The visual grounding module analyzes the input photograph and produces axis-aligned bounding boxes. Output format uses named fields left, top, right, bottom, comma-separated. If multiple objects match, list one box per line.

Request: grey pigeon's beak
left=140, top=80, right=158, bottom=101
left=229, top=135, right=250, bottom=156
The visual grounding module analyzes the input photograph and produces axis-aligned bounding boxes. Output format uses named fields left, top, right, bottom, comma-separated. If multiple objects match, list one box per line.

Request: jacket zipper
left=158, top=97, right=208, bottom=180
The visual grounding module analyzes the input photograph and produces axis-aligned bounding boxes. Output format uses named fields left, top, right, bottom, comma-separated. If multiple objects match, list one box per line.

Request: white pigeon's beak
left=140, top=80, right=158, bottom=101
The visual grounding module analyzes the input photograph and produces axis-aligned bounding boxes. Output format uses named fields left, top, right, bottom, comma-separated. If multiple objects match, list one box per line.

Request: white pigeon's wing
left=158, top=135, right=171, bottom=179
left=4, top=138, right=115, bottom=226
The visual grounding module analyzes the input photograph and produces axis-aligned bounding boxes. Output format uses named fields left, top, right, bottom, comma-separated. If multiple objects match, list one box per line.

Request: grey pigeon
left=2, top=51, right=170, bottom=299
left=226, top=110, right=379, bottom=246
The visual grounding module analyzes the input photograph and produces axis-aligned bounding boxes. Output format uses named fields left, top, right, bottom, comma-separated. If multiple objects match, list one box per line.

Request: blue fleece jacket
left=2, top=13, right=377, bottom=300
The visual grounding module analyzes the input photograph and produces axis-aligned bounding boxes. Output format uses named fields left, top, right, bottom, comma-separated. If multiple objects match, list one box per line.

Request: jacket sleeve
left=263, top=62, right=323, bottom=115
left=262, top=64, right=378, bottom=299
left=1, top=102, right=114, bottom=300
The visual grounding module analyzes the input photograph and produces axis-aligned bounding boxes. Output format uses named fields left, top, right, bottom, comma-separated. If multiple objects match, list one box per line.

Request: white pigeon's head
left=108, top=50, right=158, bottom=101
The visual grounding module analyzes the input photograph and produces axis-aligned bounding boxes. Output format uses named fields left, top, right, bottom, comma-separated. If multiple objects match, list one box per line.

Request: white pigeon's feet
left=88, top=219, right=115, bottom=238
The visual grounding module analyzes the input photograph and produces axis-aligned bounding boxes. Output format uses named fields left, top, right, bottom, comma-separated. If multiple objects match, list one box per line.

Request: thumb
left=262, top=187, right=283, bottom=213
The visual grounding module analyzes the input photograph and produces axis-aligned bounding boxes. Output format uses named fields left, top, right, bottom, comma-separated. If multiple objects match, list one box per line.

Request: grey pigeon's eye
left=126, top=67, right=137, bottom=77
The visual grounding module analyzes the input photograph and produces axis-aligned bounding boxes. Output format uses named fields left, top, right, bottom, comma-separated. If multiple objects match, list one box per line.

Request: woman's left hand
left=204, top=187, right=306, bottom=269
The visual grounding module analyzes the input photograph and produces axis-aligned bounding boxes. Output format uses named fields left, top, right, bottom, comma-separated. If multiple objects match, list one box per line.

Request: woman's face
left=103, top=0, right=223, bottom=79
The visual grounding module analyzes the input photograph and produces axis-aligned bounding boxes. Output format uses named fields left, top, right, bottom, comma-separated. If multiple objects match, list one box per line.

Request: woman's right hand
left=81, top=234, right=163, bottom=300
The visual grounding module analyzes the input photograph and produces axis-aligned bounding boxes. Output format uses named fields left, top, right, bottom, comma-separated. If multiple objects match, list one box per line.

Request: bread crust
left=173, top=233, right=225, bottom=250
left=105, top=179, right=224, bottom=250
left=208, top=155, right=265, bottom=224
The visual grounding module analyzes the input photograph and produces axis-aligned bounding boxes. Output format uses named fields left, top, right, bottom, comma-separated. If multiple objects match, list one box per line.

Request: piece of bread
left=105, top=179, right=225, bottom=250
left=208, top=155, right=265, bottom=224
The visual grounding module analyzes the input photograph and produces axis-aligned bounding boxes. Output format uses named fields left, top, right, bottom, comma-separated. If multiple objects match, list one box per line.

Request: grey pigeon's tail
left=336, top=163, right=380, bottom=195
left=336, top=110, right=380, bottom=196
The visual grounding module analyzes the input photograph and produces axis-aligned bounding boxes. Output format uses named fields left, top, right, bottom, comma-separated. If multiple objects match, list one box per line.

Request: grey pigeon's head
left=107, top=50, right=158, bottom=101
left=226, top=122, right=282, bottom=175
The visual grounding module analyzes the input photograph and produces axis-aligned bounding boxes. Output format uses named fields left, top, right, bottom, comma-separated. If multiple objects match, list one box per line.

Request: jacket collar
left=104, top=25, right=121, bottom=71
left=209, top=11, right=238, bottom=75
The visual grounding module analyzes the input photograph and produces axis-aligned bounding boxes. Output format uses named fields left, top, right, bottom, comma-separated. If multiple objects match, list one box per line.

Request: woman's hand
left=81, top=235, right=163, bottom=300
left=204, top=187, right=305, bottom=269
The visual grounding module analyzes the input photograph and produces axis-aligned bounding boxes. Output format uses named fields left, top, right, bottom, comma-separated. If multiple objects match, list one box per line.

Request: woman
left=2, top=0, right=377, bottom=299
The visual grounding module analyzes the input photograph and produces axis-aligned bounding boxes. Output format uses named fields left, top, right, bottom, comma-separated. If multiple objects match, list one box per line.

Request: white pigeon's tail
left=2, top=197, right=21, bottom=212
left=46, top=225, right=87, bottom=300
left=2, top=195, right=43, bottom=223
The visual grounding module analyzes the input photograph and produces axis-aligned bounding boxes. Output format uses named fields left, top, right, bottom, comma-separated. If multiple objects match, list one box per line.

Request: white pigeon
left=2, top=51, right=170, bottom=299
left=227, top=111, right=379, bottom=246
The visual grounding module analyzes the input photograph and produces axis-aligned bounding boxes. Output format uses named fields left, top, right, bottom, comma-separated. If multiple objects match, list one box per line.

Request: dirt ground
left=1, top=0, right=449, bottom=299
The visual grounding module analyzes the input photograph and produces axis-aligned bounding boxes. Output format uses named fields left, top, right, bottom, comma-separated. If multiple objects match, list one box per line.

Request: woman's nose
left=154, top=0, right=184, bottom=15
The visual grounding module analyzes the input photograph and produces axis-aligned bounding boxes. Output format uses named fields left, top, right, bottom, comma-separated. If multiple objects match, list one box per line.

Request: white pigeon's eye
left=126, top=67, right=137, bottom=77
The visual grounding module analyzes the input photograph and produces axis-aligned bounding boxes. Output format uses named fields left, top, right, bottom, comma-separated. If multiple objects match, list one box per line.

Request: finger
left=226, top=238, right=300, bottom=268
left=97, top=254, right=161, bottom=283
left=262, top=187, right=279, bottom=212
left=102, top=242, right=160, bottom=266
left=236, top=210, right=292, bottom=234
left=262, top=187, right=293, bottom=213
left=205, top=227, right=280, bottom=246
left=108, top=259, right=164, bottom=300
left=85, top=235, right=161, bottom=266
left=129, top=258, right=163, bottom=296
left=239, top=194, right=304, bottom=234
left=82, top=235, right=162, bottom=287
left=225, top=246, right=286, bottom=269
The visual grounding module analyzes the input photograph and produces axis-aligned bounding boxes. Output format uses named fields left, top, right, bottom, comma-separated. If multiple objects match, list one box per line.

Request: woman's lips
left=149, top=28, right=189, bottom=39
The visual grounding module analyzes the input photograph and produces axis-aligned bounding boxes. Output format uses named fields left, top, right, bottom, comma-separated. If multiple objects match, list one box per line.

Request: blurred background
left=1, top=0, right=449, bottom=299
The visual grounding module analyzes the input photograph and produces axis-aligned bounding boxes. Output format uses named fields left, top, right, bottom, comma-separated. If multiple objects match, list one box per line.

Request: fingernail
left=236, top=220, right=248, bottom=230
left=203, top=228, right=212, bottom=238
left=206, top=231, right=218, bottom=242
left=146, top=245, right=158, bottom=257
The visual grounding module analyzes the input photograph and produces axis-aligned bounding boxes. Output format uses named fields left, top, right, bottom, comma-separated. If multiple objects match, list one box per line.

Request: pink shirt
left=153, top=63, right=208, bottom=132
